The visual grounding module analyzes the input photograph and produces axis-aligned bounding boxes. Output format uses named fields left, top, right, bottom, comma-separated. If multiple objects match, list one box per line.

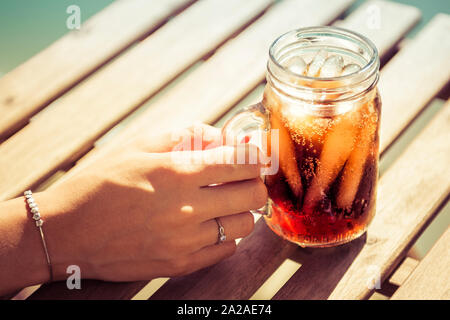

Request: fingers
left=199, top=213, right=251, bottom=247
left=196, top=212, right=255, bottom=247
left=173, top=124, right=223, bottom=151
left=138, top=123, right=222, bottom=153
left=196, top=178, right=267, bottom=220
left=170, top=144, right=263, bottom=187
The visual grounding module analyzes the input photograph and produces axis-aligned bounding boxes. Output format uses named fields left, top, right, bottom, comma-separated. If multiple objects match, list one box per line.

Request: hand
left=39, top=124, right=267, bottom=282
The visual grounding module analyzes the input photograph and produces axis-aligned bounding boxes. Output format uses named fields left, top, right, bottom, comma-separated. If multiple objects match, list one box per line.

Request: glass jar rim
left=267, top=26, right=380, bottom=104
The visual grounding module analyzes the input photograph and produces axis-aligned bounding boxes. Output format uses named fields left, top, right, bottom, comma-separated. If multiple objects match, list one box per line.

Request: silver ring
left=215, top=218, right=226, bottom=244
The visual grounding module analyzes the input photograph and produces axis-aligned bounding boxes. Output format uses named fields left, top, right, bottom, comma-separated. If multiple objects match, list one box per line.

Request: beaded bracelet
left=24, top=190, right=53, bottom=282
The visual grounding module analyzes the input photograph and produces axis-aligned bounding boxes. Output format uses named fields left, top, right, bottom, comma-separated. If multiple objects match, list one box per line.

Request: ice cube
left=319, top=55, right=344, bottom=78
left=306, top=49, right=327, bottom=77
left=341, top=63, right=361, bottom=76
left=284, top=56, right=307, bottom=75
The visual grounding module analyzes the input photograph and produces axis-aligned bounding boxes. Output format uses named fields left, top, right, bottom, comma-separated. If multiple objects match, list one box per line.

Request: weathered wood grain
left=379, top=14, right=450, bottom=151
left=388, top=257, right=419, bottom=287
left=30, top=3, right=448, bottom=302
left=66, top=0, right=421, bottom=178
left=64, top=0, right=424, bottom=183
left=28, top=0, right=355, bottom=300
left=335, top=0, right=421, bottom=56
left=391, top=227, right=450, bottom=300
left=0, top=0, right=193, bottom=138
left=0, top=0, right=273, bottom=201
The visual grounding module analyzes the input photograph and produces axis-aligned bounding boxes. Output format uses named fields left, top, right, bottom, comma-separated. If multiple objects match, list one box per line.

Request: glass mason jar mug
left=223, top=26, right=381, bottom=247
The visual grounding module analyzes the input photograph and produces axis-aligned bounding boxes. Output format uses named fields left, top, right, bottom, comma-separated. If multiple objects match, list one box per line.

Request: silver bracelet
left=24, top=190, right=53, bottom=282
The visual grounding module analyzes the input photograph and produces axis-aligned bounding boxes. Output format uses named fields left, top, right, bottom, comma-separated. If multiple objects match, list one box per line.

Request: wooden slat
left=335, top=0, right=421, bottom=56
left=0, top=0, right=192, bottom=138
left=28, top=0, right=356, bottom=300
left=388, top=257, right=419, bottom=287
left=61, top=0, right=417, bottom=181
left=135, top=0, right=420, bottom=135
left=0, top=0, right=273, bottom=201
left=151, top=17, right=449, bottom=299
left=391, top=227, right=450, bottom=300
left=147, top=1, right=425, bottom=300
left=273, top=100, right=450, bottom=300
left=379, top=13, right=450, bottom=151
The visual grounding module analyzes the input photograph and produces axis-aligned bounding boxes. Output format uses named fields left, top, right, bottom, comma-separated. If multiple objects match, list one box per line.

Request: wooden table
left=1, top=0, right=449, bottom=300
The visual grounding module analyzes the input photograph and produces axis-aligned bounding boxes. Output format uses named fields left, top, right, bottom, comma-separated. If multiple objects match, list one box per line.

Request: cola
left=263, top=86, right=381, bottom=247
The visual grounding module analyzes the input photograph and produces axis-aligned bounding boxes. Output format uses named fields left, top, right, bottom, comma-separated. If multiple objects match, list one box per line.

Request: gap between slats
left=391, top=226, right=450, bottom=300
left=0, top=0, right=274, bottom=201
left=149, top=13, right=450, bottom=300
left=27, top=0, right=356, bottom=300
left=25, top=1, right=450, bottom=300
left=28, top=0, right=428, bottom=300
left=0, top=0, right=195, bottom=140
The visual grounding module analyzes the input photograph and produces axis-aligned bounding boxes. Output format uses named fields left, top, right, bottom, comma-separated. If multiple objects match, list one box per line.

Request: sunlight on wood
left=94, top=62, right=203, bottom=148
left=11, top=285, right=40, bottom=300
left=389, top=257, right=419, bottom=287
left=132, top=278, right=169, bottom=300
left=250, top=259, right=301, bottom=300
left=369, top=292, right=389, bottom=300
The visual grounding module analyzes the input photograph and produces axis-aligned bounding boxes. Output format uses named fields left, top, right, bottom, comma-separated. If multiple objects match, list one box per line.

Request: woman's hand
left=39, top=124, right=267, bottom=282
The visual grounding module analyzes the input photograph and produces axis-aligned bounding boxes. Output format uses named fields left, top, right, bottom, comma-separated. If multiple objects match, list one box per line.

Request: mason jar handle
left=221, top=102, right=270, bottom=215
left=221, top=102, right=268, bottom=146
